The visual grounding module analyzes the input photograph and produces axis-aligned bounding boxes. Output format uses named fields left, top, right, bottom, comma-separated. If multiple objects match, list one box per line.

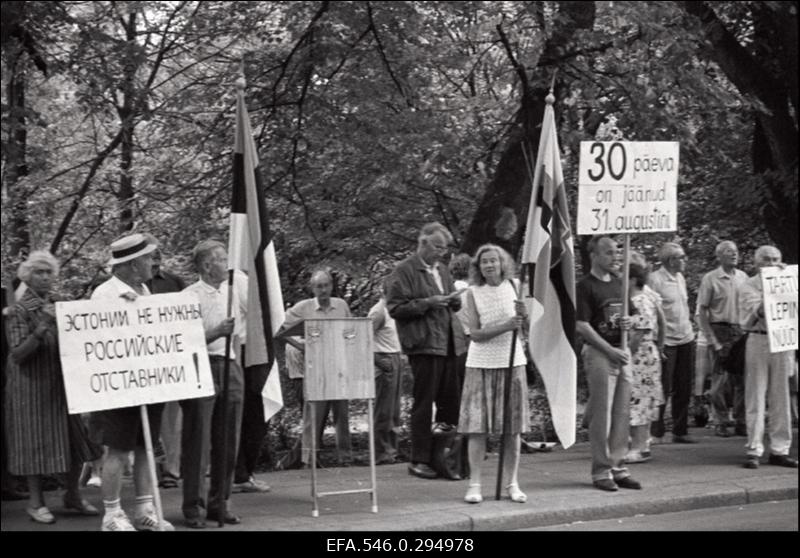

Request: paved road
left=525, top=499, right=798, bottom=531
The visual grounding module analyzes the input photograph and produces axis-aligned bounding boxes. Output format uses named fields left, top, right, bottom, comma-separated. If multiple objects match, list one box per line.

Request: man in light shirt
left=738, top=245, right=797, bottom=470
left=368, top=282, right=404, bottom=465
left=91, top=233, right=174, bottom=532
left=180, top=240, right=245, bottom=528
left=648, top=242, right=696, bottom=443
left=279, top=270, right=353, bottom=467
left=696, top=241, right=749, bottom=437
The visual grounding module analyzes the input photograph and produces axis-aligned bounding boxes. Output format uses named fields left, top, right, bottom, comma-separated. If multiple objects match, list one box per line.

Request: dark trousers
left=373, top=353, right=403, bottom=459
left=407, top=353, right=462, bottom=464
left=180, top=357, right=244, bottom=519
left=653, top=341, right=695, bottom=437
left=234, top=363, right=269, bottom=483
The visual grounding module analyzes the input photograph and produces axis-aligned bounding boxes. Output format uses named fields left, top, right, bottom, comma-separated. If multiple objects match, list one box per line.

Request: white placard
left=761, top=265, right=798, bottom=353
left=56, top=292, right=215, bottom=413
left=577, top=141, right=679, bottom=234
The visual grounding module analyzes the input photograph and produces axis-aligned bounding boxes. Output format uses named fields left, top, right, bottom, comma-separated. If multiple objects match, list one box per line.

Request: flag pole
left=620, top=234, right=630, bottom=350
left=495, top=266, right=525, bottom=500
left=217, top=72, right=247, bottom=528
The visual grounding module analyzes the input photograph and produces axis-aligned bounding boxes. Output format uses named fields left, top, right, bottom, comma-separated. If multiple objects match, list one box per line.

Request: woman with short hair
left=4, top=251, right=100, bottom=524
left=458, top=244, right=529, bottom=504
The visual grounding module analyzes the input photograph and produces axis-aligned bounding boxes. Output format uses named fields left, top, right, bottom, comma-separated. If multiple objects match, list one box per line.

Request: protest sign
left=761, top=265, right=798, bottom=353
left=56, top=291, right=214, bottom=413
left=577, top=141, right=679, bottom=235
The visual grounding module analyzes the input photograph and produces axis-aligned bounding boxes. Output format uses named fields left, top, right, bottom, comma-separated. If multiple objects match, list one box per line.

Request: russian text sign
left=56, top=292, right=215, bottom=413
left=761, top=265, right=798, bottom=353
left=577, top=141, right=679, bottom=234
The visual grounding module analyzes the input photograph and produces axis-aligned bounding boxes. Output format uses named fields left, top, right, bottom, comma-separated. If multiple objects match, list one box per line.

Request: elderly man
left=180, top=240, right=245, bottom=528
left=739, top=246, right=797, bottom=469
left=279, top=270, right=353, bottom=467
left=648, top=242, right=696, bottom=443
left=696, top=241, right=748, bottom=437
left=387, top=222, right=467, bottom=480
left=576, top=236, right=641, bottom=492
left=91, top=233, right=174, bottom=531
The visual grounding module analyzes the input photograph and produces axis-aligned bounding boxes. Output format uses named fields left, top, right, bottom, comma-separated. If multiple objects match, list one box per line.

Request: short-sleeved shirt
left=368, top=299, right=402, bottom=354
left=577, top=274, right=634, bottom=348
left=282, top=297, right=352, bottom=331
left=91, top=275, right=150, bottom=301
left=281, top=297, right=352, bottom=379
left=696, top=266, right=749, bottom=324
left=184, top=278, right=243, bottom=359
left=648, top=267, right=694, bottom=346
left=738, top=274, right=767, bottom=332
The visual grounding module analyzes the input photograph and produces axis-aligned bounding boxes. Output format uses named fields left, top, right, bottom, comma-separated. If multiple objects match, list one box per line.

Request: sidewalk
left=2, top=427, right=797, bottom=532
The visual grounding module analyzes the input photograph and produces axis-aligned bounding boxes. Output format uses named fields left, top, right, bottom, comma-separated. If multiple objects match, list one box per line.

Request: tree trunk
left=682, top=1, right=798, bottom=260
left=460, top=1, right=596, bottom=259
left=117, top=12, right=138, bottom=234
left=5, top=53, right=31, bottom=258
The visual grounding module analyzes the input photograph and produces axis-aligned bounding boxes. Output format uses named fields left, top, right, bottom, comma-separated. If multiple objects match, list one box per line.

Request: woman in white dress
left=458, top=244, right=529, bottom=504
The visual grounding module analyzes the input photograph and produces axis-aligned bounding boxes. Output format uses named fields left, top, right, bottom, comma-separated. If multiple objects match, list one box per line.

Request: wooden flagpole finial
left=235, top=59, right=246, bottom=91
left=546, top=69, right=558, bottom=104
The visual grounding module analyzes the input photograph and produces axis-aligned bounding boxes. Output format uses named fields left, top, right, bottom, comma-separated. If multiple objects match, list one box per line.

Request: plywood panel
left=304, top=318, right=375, bottom=400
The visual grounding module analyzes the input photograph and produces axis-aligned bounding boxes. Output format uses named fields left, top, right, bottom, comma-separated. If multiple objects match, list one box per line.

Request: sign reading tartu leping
left=577, top=141, right=679, bottom=235
left=56, top=292, right=215, bottom=414
left=761, top=265, right=798, bottom=353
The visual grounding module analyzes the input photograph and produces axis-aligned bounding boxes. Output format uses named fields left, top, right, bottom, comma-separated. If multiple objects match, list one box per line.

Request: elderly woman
left=626, top=251, right=665, bottom=463
left=4, top=251, right=100, bottom=524
left=458, top=244, right=529, bottom=504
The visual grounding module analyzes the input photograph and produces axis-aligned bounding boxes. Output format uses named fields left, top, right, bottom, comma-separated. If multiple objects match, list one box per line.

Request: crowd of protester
left=1, top=225, right=796, bottom=529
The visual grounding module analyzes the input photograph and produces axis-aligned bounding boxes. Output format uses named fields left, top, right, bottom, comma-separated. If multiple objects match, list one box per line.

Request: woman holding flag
left=457, top=244, right=529, bottom=504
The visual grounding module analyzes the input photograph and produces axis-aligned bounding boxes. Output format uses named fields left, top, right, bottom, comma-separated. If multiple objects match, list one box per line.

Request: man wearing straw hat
left=91, top=233, right=174, bottom=531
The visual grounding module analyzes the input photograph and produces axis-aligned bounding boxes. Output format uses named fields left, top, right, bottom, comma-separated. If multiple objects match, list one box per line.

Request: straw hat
left=107, top=233, right=157, bottom=266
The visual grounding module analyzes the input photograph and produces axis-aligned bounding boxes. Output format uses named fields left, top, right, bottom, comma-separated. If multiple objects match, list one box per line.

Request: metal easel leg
left=310, top=401, right=319, bottom=517
left=367, top=398, right=378, bottom=513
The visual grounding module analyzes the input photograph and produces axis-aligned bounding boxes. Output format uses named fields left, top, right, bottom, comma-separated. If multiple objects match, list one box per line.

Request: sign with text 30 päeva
left=56, top=292, right=215, bottom=414
left=577, top=141, right=679, bottom=235
left=761, top=265, right=798, bottom=353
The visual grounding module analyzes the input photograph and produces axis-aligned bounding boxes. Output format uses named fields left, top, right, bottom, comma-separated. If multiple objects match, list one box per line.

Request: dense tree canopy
left=2, top=1, right=795, bottom=309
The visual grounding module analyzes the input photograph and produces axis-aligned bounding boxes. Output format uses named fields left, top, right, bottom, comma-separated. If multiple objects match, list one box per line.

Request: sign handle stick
left=218, top=269, right=235, bottom=527
left=621, top=234, right=630, bottom=351
left=139, top=404, right=165, bottom=531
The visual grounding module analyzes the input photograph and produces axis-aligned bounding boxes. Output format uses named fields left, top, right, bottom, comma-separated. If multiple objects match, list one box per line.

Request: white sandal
left=464, top=483, right=483, bottom=504
left=506, top=483, right=527, bottom=503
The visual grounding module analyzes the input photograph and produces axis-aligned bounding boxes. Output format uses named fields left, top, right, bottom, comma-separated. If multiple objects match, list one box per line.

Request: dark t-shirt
left=147, top=269, right=186, bottom=295
left=576, top=274, right=636, bottom=348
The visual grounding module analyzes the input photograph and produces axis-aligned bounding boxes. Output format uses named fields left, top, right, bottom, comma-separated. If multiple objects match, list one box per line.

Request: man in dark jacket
left=387, top=222, right=467, bottom=479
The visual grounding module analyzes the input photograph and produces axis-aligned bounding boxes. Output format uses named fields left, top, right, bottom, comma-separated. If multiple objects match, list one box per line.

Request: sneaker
left=232, top=476, right=271, bottom=494
left=86, top=476, right=102, bottom=488
left=133, top=507, right=175, bottom=531
left=624, top=451, right=652, bottom=464
left=101, top=510, right=136, bottom=532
